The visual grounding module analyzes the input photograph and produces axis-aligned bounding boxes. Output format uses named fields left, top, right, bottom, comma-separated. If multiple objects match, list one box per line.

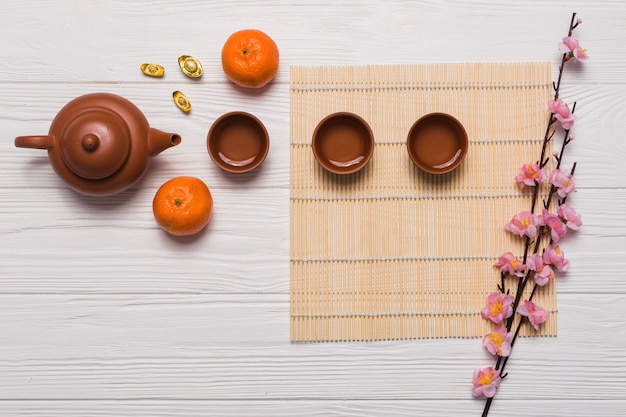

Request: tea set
left=14, top=90, right=467, bottom=196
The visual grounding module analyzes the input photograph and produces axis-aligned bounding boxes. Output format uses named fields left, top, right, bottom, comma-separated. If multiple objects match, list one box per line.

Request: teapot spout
left=147, top=128, right=182, bottom=156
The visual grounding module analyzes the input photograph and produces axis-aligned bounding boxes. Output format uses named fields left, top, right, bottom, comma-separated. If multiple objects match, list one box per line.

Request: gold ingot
left=140, top=63, right=165, bottom=77
left=172, top=91, right=191, bottom=113
left=178, top=55, right=203, bottom=78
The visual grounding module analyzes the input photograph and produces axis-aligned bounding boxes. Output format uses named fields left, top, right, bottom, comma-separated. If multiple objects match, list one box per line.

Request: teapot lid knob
left=59, top=110, right=131, bottom=180
left=81, top=133, right=100, bottom=152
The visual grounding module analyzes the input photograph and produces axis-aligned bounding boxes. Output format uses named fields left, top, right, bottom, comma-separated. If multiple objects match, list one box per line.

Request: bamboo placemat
left=290, top=62, right=554, bottom=342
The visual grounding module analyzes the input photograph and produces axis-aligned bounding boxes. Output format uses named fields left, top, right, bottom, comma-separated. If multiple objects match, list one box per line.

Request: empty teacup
left=406, top=112, right=468, bottom=174
left=311, top=112, right=374, bottom=175
left=207, top=111, right=270, bottom=173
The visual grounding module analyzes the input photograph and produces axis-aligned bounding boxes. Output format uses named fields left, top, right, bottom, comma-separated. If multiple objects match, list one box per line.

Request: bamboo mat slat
left=290, top=62, right=554, bottom=342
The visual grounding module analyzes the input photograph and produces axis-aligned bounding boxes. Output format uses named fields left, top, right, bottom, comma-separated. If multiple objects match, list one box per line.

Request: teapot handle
left=15, top=135, right=54, bottom=149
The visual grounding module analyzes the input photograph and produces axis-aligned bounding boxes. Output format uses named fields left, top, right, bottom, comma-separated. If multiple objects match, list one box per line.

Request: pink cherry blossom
left=517, top=300, right=549, bottom=330
left=558, top=36, right=589, bottom=62
left=576, top=49, right=589, bottom=60
left=527, top=253, right=556, bottom=286
left=557, top=203, right=582, bottom=230
left=482, top=326, right=514, bottom=357
left=548, top=98, right=570, bottom=117
left=515, top=162, right=547, bottom=188
left=549, top=168, right=576, bottom=198
left=472, top=367, right=502, bottom=398
left=505, top=211, right=539, bottom=238
left=543, top=244, right=570, bottom=272
left=494, top=252, right=526, bottom=278
left=548, top=99, right=576, bottom=130
left=541, top=209, right=568, bottom=242
left=481, top=292, right=515, bottom=324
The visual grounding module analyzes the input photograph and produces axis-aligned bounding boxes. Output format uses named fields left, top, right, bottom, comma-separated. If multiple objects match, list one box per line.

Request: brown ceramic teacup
left=311, top=112, right=374, bottom=175
left=406, top=112, right=468, bottom=174
left=207, top=111, right=269, bottom=173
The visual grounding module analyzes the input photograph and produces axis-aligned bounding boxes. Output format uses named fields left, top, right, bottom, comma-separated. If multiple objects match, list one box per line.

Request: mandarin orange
left=152, top=176, right=213, bottom=236
left=221, top=29, right=279, bottom=88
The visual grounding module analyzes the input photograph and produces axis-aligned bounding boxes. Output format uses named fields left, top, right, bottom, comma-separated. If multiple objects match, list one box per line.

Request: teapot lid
left=59, top=109, right=131, bottom=180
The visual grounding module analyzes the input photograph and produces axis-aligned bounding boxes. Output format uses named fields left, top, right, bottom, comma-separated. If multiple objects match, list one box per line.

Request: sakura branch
left=472, top=13, right=587, bottom=416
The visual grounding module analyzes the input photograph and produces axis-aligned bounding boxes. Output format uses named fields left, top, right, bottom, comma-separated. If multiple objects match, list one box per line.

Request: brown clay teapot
left=15, top=93, right=181, bottom=196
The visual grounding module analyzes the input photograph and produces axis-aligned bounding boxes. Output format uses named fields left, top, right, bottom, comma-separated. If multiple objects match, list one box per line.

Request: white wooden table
left=1, top=1, right=624, bottom=416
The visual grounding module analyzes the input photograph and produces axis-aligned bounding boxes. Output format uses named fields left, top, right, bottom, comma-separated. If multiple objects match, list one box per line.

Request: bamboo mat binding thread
left=290, top=62, right=554, bottom=342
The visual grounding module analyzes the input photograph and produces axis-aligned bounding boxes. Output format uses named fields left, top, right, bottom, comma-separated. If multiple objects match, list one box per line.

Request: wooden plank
left=0, top=2, right=620, bottom=83
left=0, top=187, right=618, bottom=294
left=0, top=293, right=624, bottom=400
left=0, top=399, right=625, bottom=417
left=2, top=83, right=625, bottom=190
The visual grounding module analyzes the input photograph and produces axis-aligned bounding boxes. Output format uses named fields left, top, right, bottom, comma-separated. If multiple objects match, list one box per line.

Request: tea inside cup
left=311, top=112, right=374, bottom=175
left=406, top=112, right=468, bottom=174
left=207, top=112, right=269, bottom=173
